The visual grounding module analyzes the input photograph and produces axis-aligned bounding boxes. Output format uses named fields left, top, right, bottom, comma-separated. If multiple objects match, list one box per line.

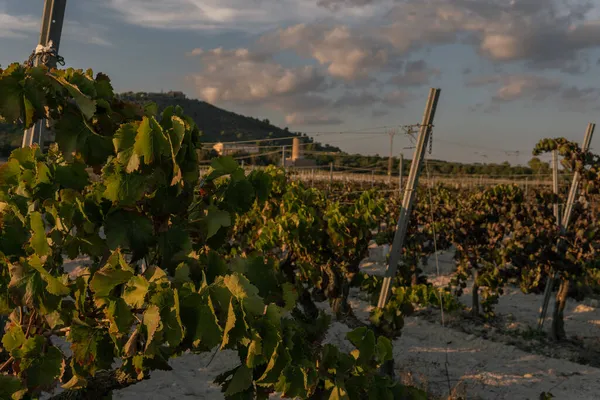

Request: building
left=284, top=137, right=316, bottom=167
left=212, top=142, right=260, bottom=156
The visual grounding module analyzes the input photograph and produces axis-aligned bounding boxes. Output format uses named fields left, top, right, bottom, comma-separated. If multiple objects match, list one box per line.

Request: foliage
left=0, top=63, right=428, bottom=399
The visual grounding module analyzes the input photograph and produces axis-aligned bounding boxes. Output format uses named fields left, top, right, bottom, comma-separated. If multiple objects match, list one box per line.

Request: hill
left=0, top=92, right=544, bottom=178
left=116, top=91, right=340, bottom=151
left=0, top=91, right=341, bottom=157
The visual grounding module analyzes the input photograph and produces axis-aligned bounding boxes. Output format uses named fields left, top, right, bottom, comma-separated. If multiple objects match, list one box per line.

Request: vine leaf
left=206, top=156, right=239, bottom=180
left=134, top=116, right=169, bottom=165
left=29, top=212, right=50, bottom=256
left=0, top=374, right=22, bottom=399
left=143, top=304, right=161, bottom=352
left=89, top=264, right=134, bottom=298
left=104, top=210, right=153, bottom=258
left=15, top=336, right=63, bottom=390
left=122, top=275, right=150, bottom=309
left=50, top=75, right=97, bottom=120
left=0, top=72, right=23, bottom=123
left=2, top=324, right=26, bottom=353
left=205, top=206, right=231, bottom=239
left=113, top=122, right=141, bottom=173
left=224, top=365, right=253, bottom=396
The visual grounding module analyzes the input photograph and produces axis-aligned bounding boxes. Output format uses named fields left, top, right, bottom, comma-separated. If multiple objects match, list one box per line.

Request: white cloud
left=104, top=0, right=382, bottom=32
left=390, top=60, right=441, bottom=87
left=0, top=7, right=111, bottom=46
left=261, top=23, right=390, bottom=80
left=285, top=112, right=343, bottom=125
left=189, top=47, right=328, bottom=105
left=0, top=11, right=38, bottom=38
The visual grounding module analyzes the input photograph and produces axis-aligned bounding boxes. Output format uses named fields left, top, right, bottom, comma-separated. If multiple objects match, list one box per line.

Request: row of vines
left=1, top=63, right=599, bottom=399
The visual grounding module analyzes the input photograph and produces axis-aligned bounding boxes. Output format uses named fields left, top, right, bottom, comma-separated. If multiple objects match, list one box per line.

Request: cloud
left=371, top=109, right=389, bottom=117
left=189, top=47, right=327, bottom=104
left=63, top=21, right=113, bottom=47
left=104, top=0, right=380, bottom=32
left=467, top=73, right=600, bottom=111
left=0, top=8, right=111, bottom=46
left=0, top=11, right=38, bottom=38
left=285, top=112, right=343, bottom=126
left=467, top=74, right=562, bottom=102
left=261, top=23, right=390, bottom=80
left=378, top=0, right=600, bottom=73
left=390, top=60, right=440, bottom=87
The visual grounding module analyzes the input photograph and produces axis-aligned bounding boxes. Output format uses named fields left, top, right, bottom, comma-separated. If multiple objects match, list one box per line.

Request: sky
left=1, top=0, right=600, bottom=164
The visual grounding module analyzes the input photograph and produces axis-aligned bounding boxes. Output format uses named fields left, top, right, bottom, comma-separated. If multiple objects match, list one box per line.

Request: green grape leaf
left=29, top=212, right=50, bottom=256
left=122, top=275, right=150, bottom=309
left=17, top=336, right=63, bottom=390
left=223, top=274, right=265, bottom=316
left=225, top=365, right=253, bottom=396
left=113, top=122, right=141, bottom=173
left=104, top=210, right=153, bottom=257
left=143, top=304, right=161, bottom=351
left=346, top=327, right=375, bottom=365
left=29, top=255, right=70, bottom=296
left=2, top=324, right=26, bottom=353
left=0, top=74, right=23, bottom=123
left=106, top=297, right=134, bottom=335
left=329, top=386, right=350, bottom=400
left=134, top=116, right=169, bottom=165
left=180, top=293, right=222, bottom=349
left=68, top=325, right=114, bottom=374
left=55, top=162, right=90, bottom=190
left=274, top=365, right=306, bottom=398
left=0, top=159, right=21, bottom=186
left=206, top=156, right=239, bottom=180
left=0, top=374, right=22, bottom=399
left=375, top=336, right=393, bottom=363
left=90, top=265, right=134, bottom=298
left=50, top=75, right=97, bottom=119
left=205, top=206, right=231, bottom=239
left=282, top=283, right=298, bottom=311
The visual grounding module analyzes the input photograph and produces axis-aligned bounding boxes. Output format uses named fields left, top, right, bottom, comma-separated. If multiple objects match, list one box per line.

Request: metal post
left=377, top=88, right=441, bottom=308
left=22, top=0, right=68, bottom=149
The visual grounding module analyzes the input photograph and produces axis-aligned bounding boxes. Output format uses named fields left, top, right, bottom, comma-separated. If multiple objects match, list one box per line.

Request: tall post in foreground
left=281, top=145, right=287, bottom=168
left=329, top=162, right=334, bottom=188
left=398, top=154, right=404, bottom=196
left=377, top=88, right=441, bottom=309
left=538, top=149, right=561, bottom=329
left=22, top=0, right=68, bottom=148
left=545, top=123, right=595, bottom=337
left=387, top=130, right=395, bottom=184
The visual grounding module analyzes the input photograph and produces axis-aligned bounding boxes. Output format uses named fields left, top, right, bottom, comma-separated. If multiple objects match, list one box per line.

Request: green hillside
left=117, top=91, right=339, bottom=150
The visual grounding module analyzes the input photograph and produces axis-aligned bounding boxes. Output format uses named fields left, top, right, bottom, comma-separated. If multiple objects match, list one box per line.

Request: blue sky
left=1, top=0, right=600, bottom=164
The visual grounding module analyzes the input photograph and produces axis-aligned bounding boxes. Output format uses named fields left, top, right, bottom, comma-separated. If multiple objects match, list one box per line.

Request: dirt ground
left=50, top=250, right=600, bottom=400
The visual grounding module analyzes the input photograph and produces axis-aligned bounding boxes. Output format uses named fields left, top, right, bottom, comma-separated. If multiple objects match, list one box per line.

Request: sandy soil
left=48, top=249, right=600, bottom=400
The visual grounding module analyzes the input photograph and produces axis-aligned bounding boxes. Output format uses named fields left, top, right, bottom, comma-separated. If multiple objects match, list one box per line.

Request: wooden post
left=398, top=155, right=404, bottom=196
left=371, top=170, right=375, bottom=188
left=538, top=149, right=561, bottom=329
left=544, top=123, right=594, bottom=335
left=377, top=88, right=442, bottom=308
left=22, top=0, right=68, bottom=149
left=329, top=162, right=333, bottom=188
left=388, top=130, right=395, bottom=184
